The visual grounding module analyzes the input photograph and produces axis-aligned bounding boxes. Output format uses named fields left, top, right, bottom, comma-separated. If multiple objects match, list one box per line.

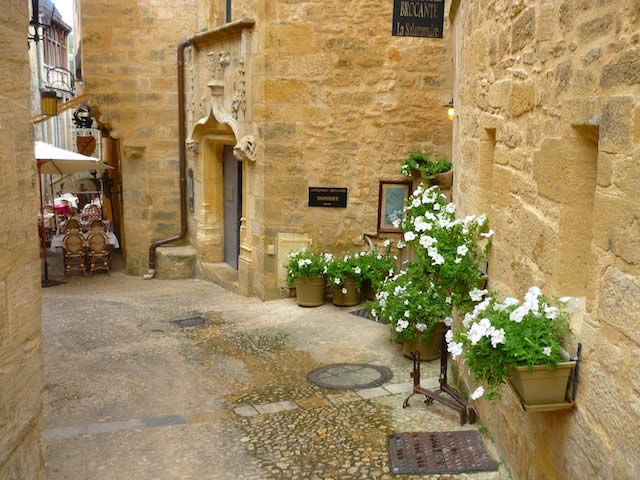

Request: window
left=43, top=24, right=68, bottom=68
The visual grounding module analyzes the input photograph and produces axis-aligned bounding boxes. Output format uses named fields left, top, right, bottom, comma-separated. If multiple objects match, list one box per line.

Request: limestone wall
left=80, top=0, right=198, bottom=275
left=452, top=0, right=640, bottom=477
left=0, top=1, right=46, bottom=478
left=252, top=0, right=454, bottom=298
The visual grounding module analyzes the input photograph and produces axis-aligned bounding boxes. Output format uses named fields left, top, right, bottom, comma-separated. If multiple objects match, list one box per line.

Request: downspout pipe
left=145, top=38, right=191, bottom=279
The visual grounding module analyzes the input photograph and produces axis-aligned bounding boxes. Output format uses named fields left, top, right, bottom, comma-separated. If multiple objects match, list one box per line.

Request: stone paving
left=42, top=268, right=512, bottom=479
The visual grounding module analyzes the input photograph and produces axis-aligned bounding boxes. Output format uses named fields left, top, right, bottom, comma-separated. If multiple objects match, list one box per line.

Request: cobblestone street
left=42, top=273, right=508, bottom=479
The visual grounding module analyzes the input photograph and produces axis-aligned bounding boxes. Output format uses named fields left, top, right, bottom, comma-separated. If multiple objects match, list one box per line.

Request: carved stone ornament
left=186, top=140, right=200, bottom=154
left=207, top=50, right=230, bottom=79
left=232, top=58, right=247, bottom=120
left=233, top=135, right=256, bottom=162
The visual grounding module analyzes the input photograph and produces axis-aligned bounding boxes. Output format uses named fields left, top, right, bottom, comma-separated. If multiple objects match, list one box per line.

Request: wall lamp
left=443, top=99, right=455, bottom=120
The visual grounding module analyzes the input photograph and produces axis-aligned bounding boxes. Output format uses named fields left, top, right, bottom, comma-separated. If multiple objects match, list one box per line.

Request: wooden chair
left=86, top=204, right=102, bottom=217
left=89, top=220, right=106, bottom=232
left=86, top=232, right=111, bottom=275
left=64, top=218, right=81, bottom=232
left=62, top=232, right=86, bottom=276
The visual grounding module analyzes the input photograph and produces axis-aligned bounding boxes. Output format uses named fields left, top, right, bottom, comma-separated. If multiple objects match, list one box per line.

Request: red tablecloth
left=54, top=205, right=72, bottom=216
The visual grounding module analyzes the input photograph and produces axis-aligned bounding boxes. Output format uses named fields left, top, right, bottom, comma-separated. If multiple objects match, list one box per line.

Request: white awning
left=35, top=141, right=112, bottom=175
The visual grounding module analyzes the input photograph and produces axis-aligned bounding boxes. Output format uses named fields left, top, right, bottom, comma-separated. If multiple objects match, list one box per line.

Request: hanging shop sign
left=308, top=187, right=348, bottom=208
left=392, top=0, right=445, bottom=38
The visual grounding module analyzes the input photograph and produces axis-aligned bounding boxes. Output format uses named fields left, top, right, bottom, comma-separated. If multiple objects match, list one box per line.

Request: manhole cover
left=388, top=430, right=495, bottom=476
left=171, top=316, right=207, bottom=328
left=307, top=363, right=393, bottom=390
left=350, top=308, right=386, bottom=324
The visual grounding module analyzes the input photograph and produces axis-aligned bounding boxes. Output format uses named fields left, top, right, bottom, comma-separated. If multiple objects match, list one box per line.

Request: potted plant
left=400, top=184, right=493, bottom=313
left=401, top=152, right=453, bottom=188
left=370, top=265, right=452, bottom=360
left=326, top=253, right=364, bottom=307
left=353, top=244, right=397, bottom=300
left=448, top=287, right=575, bottom=404
left=286, top=249, right=330, bottom=307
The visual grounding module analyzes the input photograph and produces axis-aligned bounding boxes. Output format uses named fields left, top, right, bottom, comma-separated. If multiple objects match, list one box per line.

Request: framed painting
left=377, top=181, right=412, bottom=233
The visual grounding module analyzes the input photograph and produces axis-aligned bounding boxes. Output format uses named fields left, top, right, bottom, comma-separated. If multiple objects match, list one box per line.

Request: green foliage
left=326, top=252, right=363, bottom=290
left=285, top=249, right=329, bottom=285
left=400, top=184, right=493, bottom=312
left=353, top=247, right=397, bottom=289
left=451, top=289, right=571, bottom=400
left=401, top=151, right=452, bottom=179
left=369, top=264, right=452, bottom=343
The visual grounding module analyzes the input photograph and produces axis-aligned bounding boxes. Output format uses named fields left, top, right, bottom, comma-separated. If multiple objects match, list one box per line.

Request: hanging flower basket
left=508, top=350, right=576, bottom=405
left=431, top=168, right=453, bottom=189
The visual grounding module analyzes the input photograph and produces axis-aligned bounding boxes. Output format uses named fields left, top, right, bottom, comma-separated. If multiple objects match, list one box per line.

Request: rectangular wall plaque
left=392, top=0, right=445, bottom=38
left=308, top=187, right=348, bottom=208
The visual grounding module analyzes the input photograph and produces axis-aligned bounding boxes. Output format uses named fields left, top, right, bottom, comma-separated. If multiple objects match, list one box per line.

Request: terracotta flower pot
left=402, top=322, right=446, bottom=361
left=508, top=358, right=576, bottom=405
left=332, top=276, right=361, bottom=307
left=431, top=169, right=453, bottom=189
left=295, top=276, right=326, bottom=307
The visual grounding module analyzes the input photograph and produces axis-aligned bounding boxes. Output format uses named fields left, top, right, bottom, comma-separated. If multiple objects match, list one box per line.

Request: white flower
left=297, top=259, right=306, bottom=268
left=324, top=253, right=333, bottom=262
left=457, top=245, right=469, bottom=256
left=416, top=323, right=427, bottom=332
left=419, top=235, right=437, bottom=248
left=445, top=296, right=452, bottom=304
left=433, top=203, right=441, bottom=211
left=470, top=386, right=485, bottom=400
left=404, top=231, right=416, bottom=242
left=397, top=241, right=406, bottom=249
left=344, top=255, right=350, bottom=262
left=395, top=319, right=409, bottom=332
left=383, top=239, right=390, bottom=247
left=388, top=269, right=395, bottom=276
left=476, top=214, right=487, bottom=226
left=480, top=229, right=495, bottom=239
left=462, top=312, right=474, bottom=328
left=377, top=254, right=382, bottom=260
left=392, top=219, right=401, bottom=228
left=469, top=288, right=488, bottom=302
left=559, top=296, right=572, bottom=303
left=504, top=297, right=519, bottom=307
left=444, top=316, right=453, bottom=326
left=445, top=330, right=453, bottom=343
left=404, top=310, right=410, bottom=318
left=490, top=328, right=506, bottom=348
left=543, top=346, right=552, bottom=356
left=334, top=278, right=341, bottom=285
left=509, top=305, right=529, bottom=323
left=472, top=298, right=490, bottom=318
left=448, top=341, right=464, bottom=359
left=544, top=305, right=559, bottom=320
left=341, top=288, right=347, bottom=294
left=323, top=266, right=328, bottom=274
left=414, top=216, right=431, bottom=232
left=455, top=257, right=462, bottom=264
left=445, top=202, right=456, bottom=214
left=468, top=318, right=492, bottom=345
left=354, top=266, right=361, bottom=274
left=412, top=197, right=422, bottom=208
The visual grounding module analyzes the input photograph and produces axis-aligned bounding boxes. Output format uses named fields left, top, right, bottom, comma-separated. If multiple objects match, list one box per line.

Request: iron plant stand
left=403, top=328, right=477, bottom=426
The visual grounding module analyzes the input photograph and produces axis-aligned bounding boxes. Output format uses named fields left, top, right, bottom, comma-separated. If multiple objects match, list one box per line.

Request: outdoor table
left=38, top=212, right=56, bottom=230
left=54, top=204, right=72, bottom=216
left=50, top=232, right=120, bottom=253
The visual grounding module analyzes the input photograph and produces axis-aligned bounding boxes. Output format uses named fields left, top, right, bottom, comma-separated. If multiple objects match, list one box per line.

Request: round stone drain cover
left=307, top=363, right=393, bottom=390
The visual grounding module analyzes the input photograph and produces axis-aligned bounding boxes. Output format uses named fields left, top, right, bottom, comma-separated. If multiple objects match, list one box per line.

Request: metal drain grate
left=388, top=430, right=495, bottom=476
left=349, top=308, right=387, bottom=324
left=171, top=316, right=207, bottom=328
left=308, top=363, right=393, bottom=390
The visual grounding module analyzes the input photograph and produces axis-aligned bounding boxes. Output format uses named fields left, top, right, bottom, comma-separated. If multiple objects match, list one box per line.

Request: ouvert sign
left=392, top=0, right=445, bottom=38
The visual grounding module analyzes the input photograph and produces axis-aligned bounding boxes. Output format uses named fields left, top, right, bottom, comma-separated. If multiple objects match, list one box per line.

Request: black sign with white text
left=308, top=187, right=348, bottom=208
left=392, top=0, right=445, bottom=38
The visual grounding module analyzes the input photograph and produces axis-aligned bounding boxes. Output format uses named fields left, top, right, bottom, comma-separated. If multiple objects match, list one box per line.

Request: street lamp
left=443, top=99, right=455, bottom=120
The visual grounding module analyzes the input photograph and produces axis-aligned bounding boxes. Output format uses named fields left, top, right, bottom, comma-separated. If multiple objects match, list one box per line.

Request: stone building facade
left=0, top=1, right=46, bottom=478
left=451, top=0, right=640, bottom=478
left=79, top=0, right=453, bottom=298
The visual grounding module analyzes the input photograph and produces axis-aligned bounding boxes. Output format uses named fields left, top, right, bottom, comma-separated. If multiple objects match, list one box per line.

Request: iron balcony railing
left=43, top=63, right=75, bottom=95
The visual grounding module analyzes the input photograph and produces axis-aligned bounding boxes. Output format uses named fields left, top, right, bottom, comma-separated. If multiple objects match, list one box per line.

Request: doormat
left=171, top=316, right=208, bottom=328
left=42, top=279, right=66, bottom=288
left=349, top=308, right=386, bottom=324
left=388, top=430, right=495, bottom=476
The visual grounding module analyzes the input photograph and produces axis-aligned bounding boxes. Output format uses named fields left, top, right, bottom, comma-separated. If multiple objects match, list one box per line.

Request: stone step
left=200, top=262, right=240, bottom=294
left=156, top=245, right=197, bottom=280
